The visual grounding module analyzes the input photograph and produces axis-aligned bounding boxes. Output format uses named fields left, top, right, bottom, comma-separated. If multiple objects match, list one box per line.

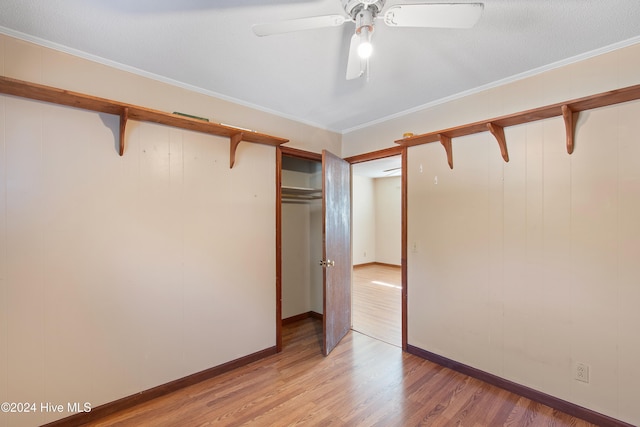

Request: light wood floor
left=85, top=318, right=596, bottom=426
left=352, top=264, right=402, bottom=347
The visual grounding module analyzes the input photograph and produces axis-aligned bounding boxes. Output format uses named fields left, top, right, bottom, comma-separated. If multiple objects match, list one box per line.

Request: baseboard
left=407, top=345, right=633, bottom=427
left=353, top=262, right=377, bottom=268
left=309, top=311, right=323, bottom=320
left=42, top=346, right=277, bottom=427
left=353, top=262, right=401, bottom=268
left=282, top=311, right=323, bottom=325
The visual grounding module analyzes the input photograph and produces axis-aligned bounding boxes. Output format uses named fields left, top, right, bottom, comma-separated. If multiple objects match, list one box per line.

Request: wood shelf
left=395, top=83, right=640, bottom=168
left=0, top=76, right=289, bottom=167
left=281, top=186, right=322, bottom=202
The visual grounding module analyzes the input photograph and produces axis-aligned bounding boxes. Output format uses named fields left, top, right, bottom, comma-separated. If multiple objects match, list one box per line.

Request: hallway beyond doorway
left=352, top=264, right=402, bottom=347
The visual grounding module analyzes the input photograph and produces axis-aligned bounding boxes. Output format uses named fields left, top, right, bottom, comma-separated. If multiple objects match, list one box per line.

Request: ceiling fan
left=252, top=1, right=484, bottom=80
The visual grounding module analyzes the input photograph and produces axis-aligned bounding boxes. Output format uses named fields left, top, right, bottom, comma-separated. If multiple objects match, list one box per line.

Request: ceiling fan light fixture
left=357, top=26, right=373, bottom=59
left=357, top=41, right=373, bottom=59
left=253, top=0, right=486, bottom=81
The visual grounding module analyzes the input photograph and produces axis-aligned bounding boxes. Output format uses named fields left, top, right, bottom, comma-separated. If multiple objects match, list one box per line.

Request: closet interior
left=281, top=155, right=324, bottom=321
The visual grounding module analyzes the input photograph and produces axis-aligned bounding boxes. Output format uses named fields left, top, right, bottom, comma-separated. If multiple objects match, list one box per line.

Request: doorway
left=346, top=147, right=407, bottom=350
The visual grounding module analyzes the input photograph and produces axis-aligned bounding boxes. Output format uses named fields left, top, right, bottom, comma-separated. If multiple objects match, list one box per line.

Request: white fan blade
left=252, top=15, right=347, bottom=36
left=384, top=3, right=484, bottom=28
left=346, top=33, right=365, bottom=80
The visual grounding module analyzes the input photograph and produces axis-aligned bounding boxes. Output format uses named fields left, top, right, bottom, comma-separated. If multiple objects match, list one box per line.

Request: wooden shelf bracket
left=119, top=107, right=128, bottom=156
left=561, top=104, right=578, bottom=154
left=230, top=132, right=243, bottom=168
left=486, top=122, right=509, bottom=162
left=394, top=83, right=640, bottom=165
left=0, top=76, right=289, bottom=166
left=439, top=134, right=453, bottom=169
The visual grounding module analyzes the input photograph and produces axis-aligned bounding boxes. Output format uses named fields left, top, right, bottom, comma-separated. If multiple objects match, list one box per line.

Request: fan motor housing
left=342, top=0, right=385, bottom=18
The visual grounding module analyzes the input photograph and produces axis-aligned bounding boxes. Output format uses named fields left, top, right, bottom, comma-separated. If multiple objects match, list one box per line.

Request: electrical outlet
left=575, top=362, right=590, bottom=383
left=411, top=241, right=419, bottom=253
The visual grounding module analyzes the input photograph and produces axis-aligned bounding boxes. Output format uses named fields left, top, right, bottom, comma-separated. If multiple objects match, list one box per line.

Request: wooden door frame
left=344, top=146, right=408, bottom=351
left=276, top=146, right=322, bottom=352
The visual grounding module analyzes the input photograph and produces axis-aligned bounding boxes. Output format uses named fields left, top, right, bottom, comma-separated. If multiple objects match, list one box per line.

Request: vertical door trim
left=401, top=147, right=408, bottom=351
left=275, top=147, right=283, bottom=352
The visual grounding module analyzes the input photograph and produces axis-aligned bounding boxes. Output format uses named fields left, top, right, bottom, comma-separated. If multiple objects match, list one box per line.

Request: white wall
left=0, top=34, right=339, bottom=426
left=374, top=177, right=401, bottom=266
left=309, top=170, right=323, bottom=314
left=281, top=169, right=323, bottom=318
left=352, top=174, right=376, bottom=265
left=345, top=41, right=640, bottom=425
left=282, top=202, right=312, bottom=318
left=352, top=175, right=401, bottom=266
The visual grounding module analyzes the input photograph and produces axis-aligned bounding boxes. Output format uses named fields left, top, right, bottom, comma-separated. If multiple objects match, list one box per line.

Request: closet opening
left=277, top=148, right=323, bottom=352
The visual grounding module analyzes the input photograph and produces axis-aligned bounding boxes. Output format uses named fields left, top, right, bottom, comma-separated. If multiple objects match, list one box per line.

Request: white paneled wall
left=0, top=97, right=278, bottom=426
left=617, top=106, right=640, bottom=421
left=406, top=101, right=640, bottom=424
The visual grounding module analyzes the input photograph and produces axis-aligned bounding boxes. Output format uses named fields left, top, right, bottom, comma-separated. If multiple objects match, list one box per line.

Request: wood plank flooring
left=352, top=264, right=402, bottom=347
left=84, top=318, right=597, bottom=426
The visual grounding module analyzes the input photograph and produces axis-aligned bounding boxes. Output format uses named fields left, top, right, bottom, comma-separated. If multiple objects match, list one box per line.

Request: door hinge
left=319, top=259, right=335, bottom=268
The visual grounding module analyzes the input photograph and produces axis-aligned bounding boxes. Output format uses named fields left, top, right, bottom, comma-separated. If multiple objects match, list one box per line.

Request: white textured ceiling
left=1, top=0, right=640, bottom=133
left=353, top=156, right=402, bottom=177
